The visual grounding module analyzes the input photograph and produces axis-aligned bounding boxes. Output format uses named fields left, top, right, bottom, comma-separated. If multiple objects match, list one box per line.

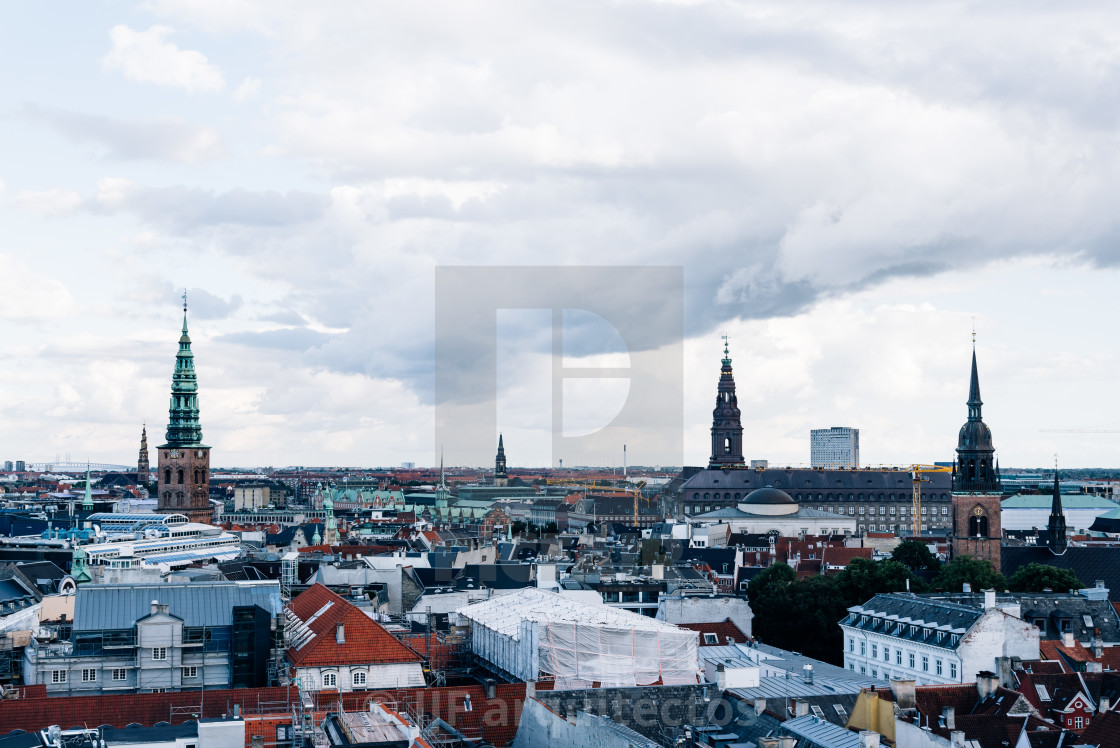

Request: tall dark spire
left=709, top=336, right=744, bottom=468
left=494, top=433, right=508, bottom=486
left=952, top=339, right=1000, bottom=493
left=137, top=424, right=150, bottom=483
left=161, top=291, right=205, bottom=448
left=1048, top=471, right=1068, bottom=555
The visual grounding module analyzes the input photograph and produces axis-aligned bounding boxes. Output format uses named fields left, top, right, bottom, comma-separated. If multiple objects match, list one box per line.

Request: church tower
left=137, top=424, right=150, bottom=484
left=157, top=295, right=212, bottom=524
left=493, top=434, right=508, bottom=487
left=950, top=340, right=1001, bottom=569
left=709, top=337, right=744, bottom=468
left=1048, top=473, right=1067, bottom=555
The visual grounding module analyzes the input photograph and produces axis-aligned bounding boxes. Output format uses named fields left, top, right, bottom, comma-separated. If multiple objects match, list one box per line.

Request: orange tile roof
left=287, top=584, right=423, bottom=667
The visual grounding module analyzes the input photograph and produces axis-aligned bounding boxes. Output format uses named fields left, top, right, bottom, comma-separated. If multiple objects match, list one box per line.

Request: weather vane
left=182, top=289, right=188, bottom=313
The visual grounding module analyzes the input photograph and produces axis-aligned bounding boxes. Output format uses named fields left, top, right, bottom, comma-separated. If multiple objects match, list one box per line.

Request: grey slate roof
left=842, top=594, right=983, bottom=646
left=73, top=581, right=282, bottom=631
left=681, top=467, right=951, bottom=499
left=781, top=715, right=862, bottom=748
left=927, top=591, right=1120, bottom=643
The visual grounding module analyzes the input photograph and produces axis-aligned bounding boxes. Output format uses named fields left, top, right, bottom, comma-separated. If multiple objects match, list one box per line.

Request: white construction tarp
left=455, top=587, right=698, bottom=687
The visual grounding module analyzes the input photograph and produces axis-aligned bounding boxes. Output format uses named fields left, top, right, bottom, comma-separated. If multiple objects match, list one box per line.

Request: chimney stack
left=857, top=732, right=880, bottom=748
left=794, top=699, right=809, bottom=717
left=976, top=671, right=999, bottom=701
left=890, top=679, right=917, bottom=711
left=962, top=582, right=971, bottom=593
left=803, top=665, right=814, bottom=685
left=941, top=707, right=955, bottom=730
left=983, top=589, right=996, bottom=610
left=1062, top=631, right=1076, bottom=648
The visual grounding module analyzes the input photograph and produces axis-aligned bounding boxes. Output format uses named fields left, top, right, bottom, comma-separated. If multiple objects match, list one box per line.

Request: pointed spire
left=498, top=433, right=504, bottom=449
left=82, top=463, right=93, bottom=510
left=1048, top=463, right=1068, bottom=555
left=967, top=348, right=983, bottom=418
left=181, top=289, right=189, bottom=335
left=163, top=295, right=204, bottom=447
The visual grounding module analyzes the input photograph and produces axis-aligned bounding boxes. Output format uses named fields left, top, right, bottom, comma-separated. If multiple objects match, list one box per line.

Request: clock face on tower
left=197, top=450, right=204, bottom=458
left=170, top=449, right=179, bottom=458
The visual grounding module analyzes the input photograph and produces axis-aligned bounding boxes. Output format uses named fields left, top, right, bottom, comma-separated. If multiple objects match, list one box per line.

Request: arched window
left=177, top=468, right=184, bottom=484
left=164, top=468, right=171, bottom=484
left=969, top=514, right=988, bottom=537
left=724, top=437, right=731, bottom=455
left=176, top=491, right=184, bottom=506
left=194, top=469, right=200, bottom=483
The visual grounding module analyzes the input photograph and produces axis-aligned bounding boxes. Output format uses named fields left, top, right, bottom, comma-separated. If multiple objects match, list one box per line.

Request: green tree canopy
left=932, top=555, right=1006, bottom=592
left=891, top=540, right=941, bottom=572
left=1007, top=563, right=1083, bottom=593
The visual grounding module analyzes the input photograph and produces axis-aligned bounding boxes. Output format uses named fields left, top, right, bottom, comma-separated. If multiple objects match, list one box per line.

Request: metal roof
left=728, top=674, right=877, bottom=700
left=73, top=581, right=281, bottom=631
left=781, top=715, right=863, bottom=748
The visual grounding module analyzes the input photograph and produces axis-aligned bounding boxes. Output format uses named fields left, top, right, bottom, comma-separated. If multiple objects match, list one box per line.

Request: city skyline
left=4, top=4, right=1120, bottom=468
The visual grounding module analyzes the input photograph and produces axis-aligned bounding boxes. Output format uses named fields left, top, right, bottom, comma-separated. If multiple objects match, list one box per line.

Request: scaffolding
left=280, top=552, right=300, bottom=603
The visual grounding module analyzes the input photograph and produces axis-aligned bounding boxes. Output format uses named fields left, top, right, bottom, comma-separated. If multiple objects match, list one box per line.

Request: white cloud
left=0, top=255, right=78, bottom=319
left=233, top=76, right=261, bottom=102
left=102, top=25, right=224, bottom=92
left=15, top=188, right=83, bottom=216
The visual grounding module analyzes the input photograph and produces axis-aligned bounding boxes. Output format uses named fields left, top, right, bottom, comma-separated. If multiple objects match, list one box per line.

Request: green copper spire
left=71, top=543, right=92, bottom=584
left=82, top=464, right=93, bottom=511
left=162, top=291, right=205, bottom=447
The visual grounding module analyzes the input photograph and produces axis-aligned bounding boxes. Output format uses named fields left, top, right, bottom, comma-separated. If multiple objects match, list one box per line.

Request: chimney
left=336, top=623, right=345, bottom=643
left=962, top=582, right=971, bottom=593
left=754, top=698, right=766, bottom=716
left=890, top=679, right=917, bottom=711
left=950, top=731, right=965, bottom=748
left=779, top=738, right=796, bottom=748
left=1093, top=633, right=1104, bottom=657
left=150, top=599, right=160, bottom=615
left=941, top=706, right=955, bottom=730
left=857, top=732, right=880, bottom=748
left=652, top=563, right=664, bottom=580
left=803, top=665, right=814, bottom=685
left=983, top=589, right=996, bottom=610
left=1062, top=631, right=1075, bottom=648
left=794, top=699, right=809, bottom=718
left=716, top=663, right=727, bottom=691
left=976, top=671, right=999, bottom=701
left=757, top=739, right=779, bottom=748
left=1087, top=661, right=1103, bottom=674
left=1099, top=696, right=1110, bottom=714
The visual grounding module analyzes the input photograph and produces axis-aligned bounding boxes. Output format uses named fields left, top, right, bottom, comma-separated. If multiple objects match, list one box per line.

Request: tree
left=1008, top=563, right=1083, bottom=593
left=511, top=521, right=527, bottom=536
left=933, top=555, right=1006, bottom=592
left=891, top=540, right=940, bottom=572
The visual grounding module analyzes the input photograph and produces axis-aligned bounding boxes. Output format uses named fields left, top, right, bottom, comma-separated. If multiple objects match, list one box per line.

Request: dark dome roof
left=958, top=420, right=993, bottom=449
left=743, top=486, right=795, bottom=505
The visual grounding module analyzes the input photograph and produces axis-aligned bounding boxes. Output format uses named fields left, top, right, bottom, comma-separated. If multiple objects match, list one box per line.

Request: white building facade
left=839, top=591, right=1039, bottom=686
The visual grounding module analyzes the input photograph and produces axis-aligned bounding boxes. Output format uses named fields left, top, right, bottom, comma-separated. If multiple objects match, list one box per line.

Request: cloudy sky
left=2, top=1, right=1120, bottom=470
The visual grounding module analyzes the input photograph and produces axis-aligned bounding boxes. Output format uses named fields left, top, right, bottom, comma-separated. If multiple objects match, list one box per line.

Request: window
left=871, top=668, right=877, bottom=677
left=849, top=638, right=855, bottom=653
left=860, top=641, right=866, bottom=656
left=1075, top=717, right=1083, bottom=729
left=922, top=655, right=929, bottom=672
left=51, top=670, right=67, bottom=684
left=859, top=506, right=865, bottom=514
left=112, top=669, right=127, bottom=681
left=884, top=647, right=890, bottom=662
left=81, top=668, right=96, bottom=682
left=871, top=644, right=878, bottom=658
left=152, top=647, right=167, bottom=661
left=936, top=660, right=943, bottom=676
left=860, top=666, right=866, bottom=674
left=848, top=507, right=855, bottom=514
left=909, top=653, right=915, bottom=668
left=950, top=663, right=957, bottom=679
left=896, top=650, right=902, bottom=665
left=183, top=666, right=198, bottom=679
left=703, top=633, right=718, bottom=645
left=323, top=672, right=337, bottom=687
left=352, top=671, right=367, bottom=687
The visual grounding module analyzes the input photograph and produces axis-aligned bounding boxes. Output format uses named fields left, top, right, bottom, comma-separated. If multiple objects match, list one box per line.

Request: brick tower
left=949, top=340, right=1002, bottom=570
left=157, top=294, right=212, bottom=524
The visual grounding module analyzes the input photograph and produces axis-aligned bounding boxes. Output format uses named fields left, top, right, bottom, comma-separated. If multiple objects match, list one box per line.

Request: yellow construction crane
left=631, top=480, right=647, bottom=526
left=908, top=464, right=952, bottom=537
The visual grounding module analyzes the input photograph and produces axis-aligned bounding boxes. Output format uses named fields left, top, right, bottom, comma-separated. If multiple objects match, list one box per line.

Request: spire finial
left=971, top=317, right=976, bottom=349
left=183, top=289, right=188, bottom=314
left=721, top=334, right=731, bottom=366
